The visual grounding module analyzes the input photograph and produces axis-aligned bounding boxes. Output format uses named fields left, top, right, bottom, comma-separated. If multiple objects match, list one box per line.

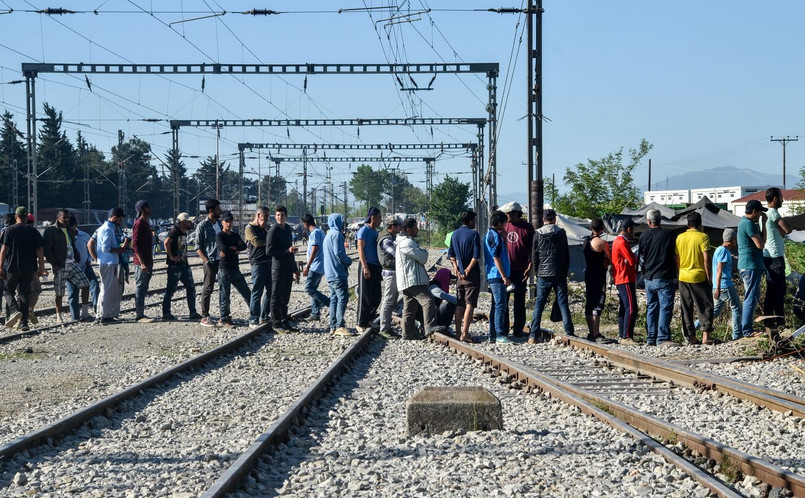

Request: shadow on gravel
left=247, top=336, right=388, bottom=496
left=0, top=331, right=278, bottom=488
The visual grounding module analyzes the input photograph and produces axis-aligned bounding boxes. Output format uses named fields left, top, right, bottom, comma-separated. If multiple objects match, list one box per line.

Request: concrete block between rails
left=405, top=386, right=502, bottom=437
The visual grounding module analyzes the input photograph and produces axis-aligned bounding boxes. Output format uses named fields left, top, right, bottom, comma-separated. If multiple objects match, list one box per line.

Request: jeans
left=644, top=278, right=675, bottom=344
left=529, top=276, right=574, bottom=340
left=488, top=280, right=508, bottom=340
left=696, top=286, right=742, bottom=340
left=249, top=262, right=272, bottom=323
left=328, top=278, right=349, bottom=331
left=305, top=270, right=329, bottom=318
left=505, top=269, right=528, bottom=335
left=163, top=264, right=197, bottom=316
left=763, top=256, right=786, bottom=329
left=740, top=268, right=763, bottom=337
left=84, top=265, right=99, bottom=309
left=134, top=265, right=153, bottom=318
left=218, top=268, right=251, bottom=319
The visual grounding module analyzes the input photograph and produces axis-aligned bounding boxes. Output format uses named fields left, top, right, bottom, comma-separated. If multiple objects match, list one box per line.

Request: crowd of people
left=0, top=187, right=795, bottom=344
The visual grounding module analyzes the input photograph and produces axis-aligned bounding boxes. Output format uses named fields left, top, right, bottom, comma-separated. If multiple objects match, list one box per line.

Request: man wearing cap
left=245, top=206, right=272, bottom=326
left=216, top=210, right=251, bottom=326
left=267, top=205, right=300, bottom=332
left=43, top=208, right=90, bottom=322
left=612, top=219, right=639, bottom=344
left=162, top=213, right=200, bottom=321
left=529, top=208, right=574, bottom=344
left=95, top=207, right=129, bottom=325
left=675, top=212, right=713, bottom=345
left=377, top=214, right=402, bottom=338
left=196, top=199, right=222, bottom=327
left=356, top=207, right=383, bottom=333
left=302, top=213, right=330, bottom=323
left=0, top=207, right=46, bottom=331
left=737, top=199, right=767, bottom=338
left=485, top=210, right=513, bottom=344
left=700, top=228, right=742, bottom=339
left=132, top=200, right=154, bottom=323
left=449, top=210, right=481, bottom=343
left=763, top=187, right=792, bottom=335
left=638, top=209, right=678, bottom=346
left=501, top=201, right=534, bottom=337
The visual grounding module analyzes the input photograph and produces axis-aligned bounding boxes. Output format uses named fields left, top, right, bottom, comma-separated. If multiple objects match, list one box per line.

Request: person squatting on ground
left=427, top=268, right=457, bottom=327
left=638, top=209, right=679, bottom=347
left=696, top=228, right=742, bottom=340
left=485, top=210, right=512, bottom=344
left=528, top=208, right=574, bottom=344
left=356, top=206, right=383, bottom=333
left=0, top=207, right=46, bottom=331
left=43, top=208, right=89, bottom=322
left=70, top=216, right=99, bottom=320
left=500, top=201, right=534, bottom=337
left=162, top=213, right=200, bottom=321
left=132, top=200, right=155, bottom=323
left=267, top=205, right=300, bottom=332
left=377, top=214, right=402, bottom=339
left=302, top=213, right=330, bottom=322
left=396, top=217, right=445, bottom=340
left=583, top=218, right=611, bottom=342
left=216, top=211, right=251, bottom=327
left=95, top=207, right=129, bottom=325
left=448, top=210, right=481, bottom=343
left=196, top=199, right=222, bottom=327
left=738, top=199, right=767, bottom=338
left=245, top=206, right=272, bottom=326
left=763, top=187, right=791, bottom=336
left=676, top=211, right=714, bottom=345
left=323, top=213, right=354, bottom=337
left=612, top=218, right=638, bottom=344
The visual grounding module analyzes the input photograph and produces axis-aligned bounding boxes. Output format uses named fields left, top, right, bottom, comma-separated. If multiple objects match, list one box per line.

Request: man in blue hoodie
left=323, top=213, right=354, bottom=337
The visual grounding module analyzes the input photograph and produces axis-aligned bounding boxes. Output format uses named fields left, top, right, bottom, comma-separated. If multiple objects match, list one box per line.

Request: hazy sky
left=1, top=1, right=803, bottom=205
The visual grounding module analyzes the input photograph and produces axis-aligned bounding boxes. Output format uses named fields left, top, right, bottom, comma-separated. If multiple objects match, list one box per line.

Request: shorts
left=585, top=277, right=606, bottom=316
left=456, top=276, right=480, bottom=308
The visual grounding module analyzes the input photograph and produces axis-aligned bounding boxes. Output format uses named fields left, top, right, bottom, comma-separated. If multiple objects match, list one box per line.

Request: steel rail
left=432, top=333, right=805, bottom=497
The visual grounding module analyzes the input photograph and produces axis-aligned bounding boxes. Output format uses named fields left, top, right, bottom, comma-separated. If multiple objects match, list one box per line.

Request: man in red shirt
left=611, top=219, right=638, bottom=344
left=132, top=200, right=154, bottom=323
left=500, top=201, right=534, bottom=337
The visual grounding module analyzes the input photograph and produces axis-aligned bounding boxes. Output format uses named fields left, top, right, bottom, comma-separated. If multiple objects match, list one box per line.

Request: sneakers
left=18, top=323, right=29, bottom=332
left=619, top=337, right=640, bottom=346
left=527, top=337, right=538, bottom=345
left=428, top=325, right=449, bottom=336
left=334, top=327, right=356, bottom=337
left=162, top=314, right=178, bottom=322
left=249, top=320, right=259, bottom=327
left=188, top=312, right=202, bottom=320
left=220, top=317, right=235, bottom=328
left=136, top=316, right=155, bottom=324
left=200, top=317, right=216, bottom=327
left=496, top=336, right=513, bottom=344
left=96, top=317, right=117, bottom=326
left=28, top=310, right=38, bottom=325
left=5, top=311, right=21, bottom=329
left=378, top=329, right=401, bottom=339
left=80, top=304, right=92, bottom=321
left=658, top=340, right=681, bottom=347
left=278, top=321, right=299, bottom=333
left=356, top=325, right=371, bottom=334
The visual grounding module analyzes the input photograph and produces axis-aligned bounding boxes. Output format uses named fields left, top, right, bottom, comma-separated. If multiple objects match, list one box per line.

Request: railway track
left=430, top=333, right=805, bottom=497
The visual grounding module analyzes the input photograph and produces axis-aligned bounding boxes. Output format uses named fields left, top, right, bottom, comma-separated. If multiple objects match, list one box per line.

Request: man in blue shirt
left=448, top=210, right=481, bottom=343
left=737, top=199, right=767, bottom=338
left=302, top=213, right=330, bottom=322
left=356, top=206, right=382, bottom=332
left=95, top=207, right=129, bottom=325
left=484, top=210, right=512, bottom=344
left=698, top=228, right=742, bottom=340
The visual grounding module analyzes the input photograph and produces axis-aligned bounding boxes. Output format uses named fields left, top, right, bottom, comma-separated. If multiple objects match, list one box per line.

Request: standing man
left=484, top=210, right=512, bottom=344
left=528, top=208, right=574, bottom=344
left=737, top=199, right=767, bottom=338
left=323, top=213, right=353, bottom=336
left=612, top=219, right=638, bottom=344
left=43, top=209, right=89, bottom=322
left=0, top=207, right=46, bottom=331
left=302, top=214, right=330, bottom=322
left=196, top=199, right=222, bottom=327
left=245, top=206, right=272, bottom=326
left=501, top=201, right=534, bottom=337
left=132, top=200, right=154, bottom=323
left=705, top=228, right=742, bottom=340
left=449, top=210, right=481, bottom=343
left=356, top=206, right=383, bottom=333
left=95, top=207, right=129, bottom=325
left=162, top=213, right=200, bottom=321
left=583, top=218, right=611, bottom=342
left=396, top=217, right=444, bottom=340
left=638, top=209, right=678, bottom=346
left=377, top=214, right=402, bottom=338
left=267, top=205, right=300, bottom=332
left=763, top=187, right=792, bottom=335
left=69, top=216, right=99, bottom=321
left=675, top=212, right=713, bottom=345
left=216, top=211, right=251, bottom=327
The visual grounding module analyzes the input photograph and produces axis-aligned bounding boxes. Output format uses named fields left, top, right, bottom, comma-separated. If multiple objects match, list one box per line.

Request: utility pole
left=117, top=130, right=124, bottom=207
left=302, top=149, right=308, bottom=214
left=770, top=136, right=798, bottom=189
left=342, top=181, right=348, bottom=217
left=238, top=148, right=245, bottom=230
left=647, top=158, right=652, bottom=192
left=527, top=0, right=543, bottom=227
left=213, top=122, right=222, bottom=199
left=80, top=138, right=90, bottom=223
left=171, top=125, right=180, bottom=220
left=425, top=159, right=434, bottom=246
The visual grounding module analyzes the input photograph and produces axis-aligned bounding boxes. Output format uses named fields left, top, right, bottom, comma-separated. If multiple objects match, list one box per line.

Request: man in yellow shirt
left=675, top=212, right=713, bottom=345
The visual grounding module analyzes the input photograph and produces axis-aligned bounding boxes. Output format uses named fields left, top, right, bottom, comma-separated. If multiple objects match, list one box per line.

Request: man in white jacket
left=395, top=218, right=446, bottom=340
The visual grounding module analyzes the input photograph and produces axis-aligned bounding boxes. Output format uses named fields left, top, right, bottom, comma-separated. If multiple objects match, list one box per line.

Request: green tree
left=110, top=134, right=158, bottom=214
left=554, top=139, right=652, bottom=218
left=429, top=175, right=471, bottom=231
left=0, top=111, right=27, bottom=206
left=349, top=164, right=386, bottom=210
left=37, top=103, right=77, bottom=208
left=544, top=175, right=559, bottom=207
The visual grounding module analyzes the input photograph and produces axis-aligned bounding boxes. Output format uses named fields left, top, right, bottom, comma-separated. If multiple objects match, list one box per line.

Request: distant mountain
left=648, top=166, right=797, bottom=192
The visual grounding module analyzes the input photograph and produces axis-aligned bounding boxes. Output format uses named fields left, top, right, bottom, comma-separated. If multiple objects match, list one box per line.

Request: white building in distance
left=644, top=185, right=775, bottom=211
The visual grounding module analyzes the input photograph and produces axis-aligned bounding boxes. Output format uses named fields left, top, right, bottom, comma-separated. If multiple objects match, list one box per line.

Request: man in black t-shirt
left=162, top=213, right=200, bottom=320
left=267, top=205, right=300, bottom=331
left=215, top=211, right=251, bottom=326
left=0, top=207, right=47, bottom=331
left=638, top=209, right=679, bottom=346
